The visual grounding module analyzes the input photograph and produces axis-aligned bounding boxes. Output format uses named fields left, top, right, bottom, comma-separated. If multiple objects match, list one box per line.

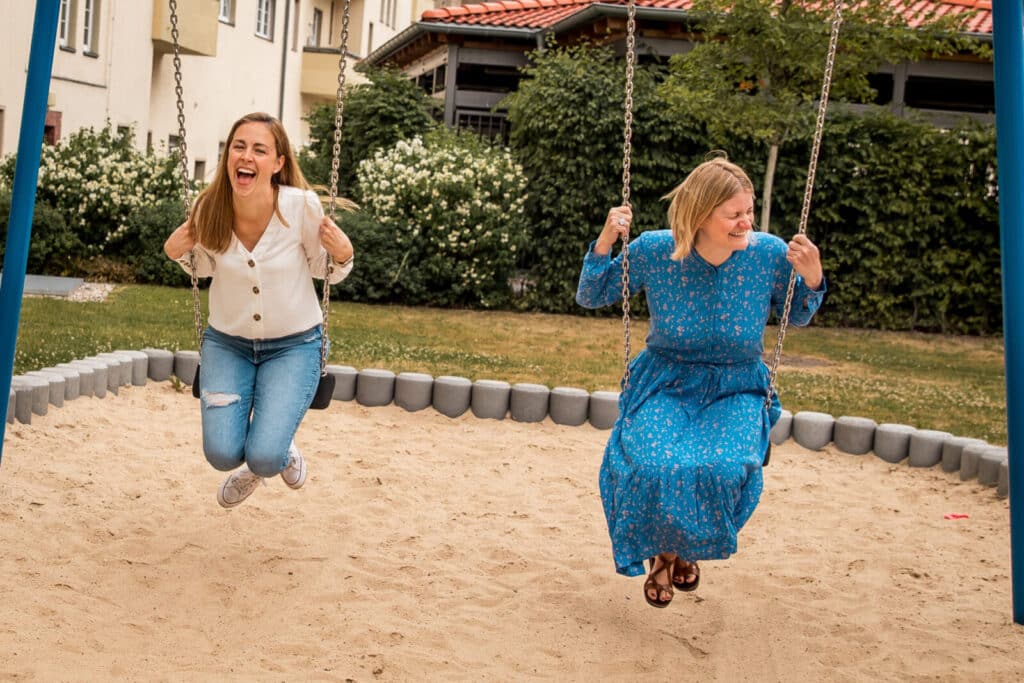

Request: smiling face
left=693, top=190, right=754, bottom=264
left=227, top=121, right=284, bottom=197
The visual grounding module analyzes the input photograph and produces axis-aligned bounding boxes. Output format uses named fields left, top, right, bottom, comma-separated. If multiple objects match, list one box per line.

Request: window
left=379, top=0, right=396, bottom=29
left=256, top=0, right=274, bottom=39
left=168, top=134, right=182, bottom=154
left=58, top=0, right=72, bottom=48
left=82, top=0, right=99, bottom=55
left=307, top=8, right=322, bottom=47
left=218, top=0, right=234, bottom=23
left=194, top=160, right=207, bottom=182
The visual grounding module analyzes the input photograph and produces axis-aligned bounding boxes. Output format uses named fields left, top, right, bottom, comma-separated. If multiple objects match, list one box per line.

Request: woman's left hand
left=319, top=216, right=354, bottom=263
left=786, top=234, right=823, bottom=290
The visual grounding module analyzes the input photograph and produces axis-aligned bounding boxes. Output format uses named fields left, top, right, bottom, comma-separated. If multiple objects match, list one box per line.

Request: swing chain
left=765, top=0, right=842, bottom=409
left=168, top=0, right=204, bottom=353
left=318, top=0, right=353, bottom=375
left=619, top=0, right=637, bottom=389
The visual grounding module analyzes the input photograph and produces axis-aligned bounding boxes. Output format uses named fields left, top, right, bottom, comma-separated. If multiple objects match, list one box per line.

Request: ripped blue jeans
left=199, top=325, right=322, bottom=477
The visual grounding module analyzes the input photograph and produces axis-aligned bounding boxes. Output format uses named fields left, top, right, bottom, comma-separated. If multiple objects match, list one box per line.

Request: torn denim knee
left=202, top=391, right=240, bottom=407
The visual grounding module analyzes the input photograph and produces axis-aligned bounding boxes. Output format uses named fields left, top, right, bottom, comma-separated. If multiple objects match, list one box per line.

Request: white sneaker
left=281, top=442, right=307, bottom=490
left=217, top=468, right=262, bottom=508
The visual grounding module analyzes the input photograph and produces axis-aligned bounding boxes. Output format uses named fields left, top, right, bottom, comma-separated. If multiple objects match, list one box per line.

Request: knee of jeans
left=245, top=449, right=286, bottom=477
left=205, top=446, right=244, bottom=472
left=202, top=391, right=240, bottom=408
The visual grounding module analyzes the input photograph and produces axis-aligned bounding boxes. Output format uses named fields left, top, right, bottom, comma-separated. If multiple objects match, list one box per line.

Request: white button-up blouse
left=176, top=185, right=353, bottom=340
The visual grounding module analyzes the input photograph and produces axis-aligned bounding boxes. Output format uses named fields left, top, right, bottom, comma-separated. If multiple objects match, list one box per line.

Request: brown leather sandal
left=644, top=556, right=674, bottom=608
left=671, top=558, right=700, bottom=592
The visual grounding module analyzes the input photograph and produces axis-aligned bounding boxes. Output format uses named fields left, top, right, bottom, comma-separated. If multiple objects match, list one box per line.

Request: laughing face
left=227, top=121, right=285, bottom=197
left=693, top=191, right=754, bottom=264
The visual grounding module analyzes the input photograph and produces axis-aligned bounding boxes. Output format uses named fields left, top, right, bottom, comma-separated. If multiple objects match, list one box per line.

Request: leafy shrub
left=299, top=67, right=439, bottom=196
left=503, top=42, right=700, bottom=314
left=114, top=199, right=190, bottom=285
left=0, top=122, right=186, bottom=259
left=0, top=187, right=81, bottom=275
left=355, top=129, right=528, bottom=307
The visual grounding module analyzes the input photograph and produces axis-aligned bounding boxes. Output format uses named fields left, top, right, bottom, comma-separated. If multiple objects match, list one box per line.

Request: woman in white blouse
left=163, top=112, right=354, bottom=508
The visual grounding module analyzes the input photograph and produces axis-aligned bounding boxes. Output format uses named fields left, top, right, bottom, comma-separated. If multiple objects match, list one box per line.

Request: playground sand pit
left=0, top=383, right=1021, bottom=681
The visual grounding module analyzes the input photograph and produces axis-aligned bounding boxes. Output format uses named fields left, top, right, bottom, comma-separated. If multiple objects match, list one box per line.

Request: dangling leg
left=197, top=328, right=261, bottom=508
left=244, top=327, right=321, bottom=483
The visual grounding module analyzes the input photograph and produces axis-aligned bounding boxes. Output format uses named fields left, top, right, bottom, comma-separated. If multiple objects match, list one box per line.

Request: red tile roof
left=421, top=0, right=992, bottom=34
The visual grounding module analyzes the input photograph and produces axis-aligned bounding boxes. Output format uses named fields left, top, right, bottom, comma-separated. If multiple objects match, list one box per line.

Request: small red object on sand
left=943, top=513, right=969, bottom=520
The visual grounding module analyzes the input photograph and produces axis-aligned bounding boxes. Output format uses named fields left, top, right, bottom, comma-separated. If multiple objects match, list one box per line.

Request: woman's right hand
left=163, top=220, right=195, bottom=260
left=594, top=205, right=632, bottom=256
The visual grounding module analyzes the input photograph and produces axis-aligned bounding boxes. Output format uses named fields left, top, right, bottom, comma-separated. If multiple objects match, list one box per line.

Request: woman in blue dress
left=576, top=157, right=825, bottom=608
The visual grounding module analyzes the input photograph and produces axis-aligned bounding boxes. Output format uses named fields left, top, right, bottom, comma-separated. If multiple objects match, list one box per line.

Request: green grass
left=12, top=284, right=1008, bottom=444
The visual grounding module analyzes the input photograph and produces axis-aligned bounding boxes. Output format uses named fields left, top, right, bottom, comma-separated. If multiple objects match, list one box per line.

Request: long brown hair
left=662, top=156, right=754, bottom=261
left=189, top=112, right=310, bottom=252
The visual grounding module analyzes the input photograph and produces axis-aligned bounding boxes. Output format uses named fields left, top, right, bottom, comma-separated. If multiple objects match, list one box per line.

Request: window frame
left=82, top=0, right=98, bottom=56
left=218, top=0, right=235, bottom=24
left=255, top=0, right=275, bottom=40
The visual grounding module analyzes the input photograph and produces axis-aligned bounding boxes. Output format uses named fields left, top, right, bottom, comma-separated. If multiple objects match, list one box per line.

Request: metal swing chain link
left=318, top=0, right=353, bottom=374
left=764, top=0, right=842, bottom=409
left=619, top=0, right=637, bottom=389
left=168, top=0, right=204, bottom=352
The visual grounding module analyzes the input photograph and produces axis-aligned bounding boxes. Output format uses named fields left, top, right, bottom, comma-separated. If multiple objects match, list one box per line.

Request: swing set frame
left=0, top=0, right=1023, bottom=627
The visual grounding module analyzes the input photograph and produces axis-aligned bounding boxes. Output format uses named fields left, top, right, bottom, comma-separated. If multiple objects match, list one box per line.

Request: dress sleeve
left=575, top=234, right=646, bottom=309
left=300, top=190, right=353, bottom=285
left=174, top=245, right=215, bottom=278
left=769, top=239, right=827, bottom=326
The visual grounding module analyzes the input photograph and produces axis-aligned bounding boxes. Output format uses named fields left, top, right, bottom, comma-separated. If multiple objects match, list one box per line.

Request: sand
left=0, top=382, right=1021, bottom=682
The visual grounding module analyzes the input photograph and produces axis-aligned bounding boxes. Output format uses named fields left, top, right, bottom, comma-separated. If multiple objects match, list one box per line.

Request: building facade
left=1, top=0, right=432, bottom=181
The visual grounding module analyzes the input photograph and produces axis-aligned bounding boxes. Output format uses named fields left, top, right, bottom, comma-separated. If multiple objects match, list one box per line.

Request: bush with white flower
left=0, top=122, right=186, bottom=258
left=355, top=129, right=528, bottom=307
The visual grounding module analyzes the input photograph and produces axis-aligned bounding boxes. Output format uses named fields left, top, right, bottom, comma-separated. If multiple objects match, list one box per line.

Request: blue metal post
left=0, top=0, right=61, bottom=465
left=992, top=0, right=1024, bottom=625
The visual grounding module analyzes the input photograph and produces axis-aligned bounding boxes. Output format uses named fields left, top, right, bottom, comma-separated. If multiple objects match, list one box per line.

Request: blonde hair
left=662, top=156, right=754, bottom=261
left=189, top=112, right=310, bottom=252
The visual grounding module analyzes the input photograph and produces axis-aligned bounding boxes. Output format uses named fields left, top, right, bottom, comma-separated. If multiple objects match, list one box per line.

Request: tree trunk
left=760, top=143, right=779, bottom=232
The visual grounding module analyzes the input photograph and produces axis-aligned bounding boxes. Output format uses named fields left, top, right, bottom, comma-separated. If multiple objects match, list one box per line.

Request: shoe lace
left=227, top=470, right=262, bottom=498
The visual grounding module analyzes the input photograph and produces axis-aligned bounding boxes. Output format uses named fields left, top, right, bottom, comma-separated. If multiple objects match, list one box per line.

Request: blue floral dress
left=576, top=230, right=825, bottom=577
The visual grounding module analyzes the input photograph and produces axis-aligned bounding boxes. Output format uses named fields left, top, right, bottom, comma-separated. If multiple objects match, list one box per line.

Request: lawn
left=11, top=284, right=1008, bottom=444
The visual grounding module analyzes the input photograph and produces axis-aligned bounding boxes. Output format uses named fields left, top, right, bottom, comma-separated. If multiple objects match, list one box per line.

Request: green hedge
left=502, top=43, right=1001, bottom=334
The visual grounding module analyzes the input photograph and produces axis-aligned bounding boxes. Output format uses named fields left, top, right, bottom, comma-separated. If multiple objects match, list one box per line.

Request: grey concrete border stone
left=12, top=375, right=49, bottom=418
left=395, top=372, right=433, bottom=412
left=173, top=351, right=200, bottom=387
left=472, top=379, right=510, bottom=420
left=833, top=416, right=877, bottom=455
left=960, top=442, right=990, bottom=481
left=550, top=387, right=590, bottom=427
left=6, top=389, right=13, bottom=424
left=25, top=371, right=65, bottom=408
left=589, top=390, right=619, bottom=430
left=95, top=352, right=132, bottom=387
left=325, top=365, right=357, bottom=401
left=941, top=436, right=987, bottom=473
left=874, top=423, right=916, bottom=463
left=908, top=429, right=953, bottom=468
left=64, top=361, right=104, bottom=398
left=40, top=367, right=81, bottom=400
left=998, top=460, right=1009, bottom=498
left=142, top=348, right=174, bottom=382
left=433, top=376, right=472, bottom=418
left=792, top=411, right=835, bottom=451
left=770, top=409, right=793, bottom=445
left=357, top=368, right=396, bottom=407
left=511, top=383, right=549, bottom=423
left=977, top=447, right=1009, bottom=487
left=86, top=356, right=121, bottom=394
left=11, top=380, right=36, bottom=424
left=115, top=349, right=150, bottom=386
